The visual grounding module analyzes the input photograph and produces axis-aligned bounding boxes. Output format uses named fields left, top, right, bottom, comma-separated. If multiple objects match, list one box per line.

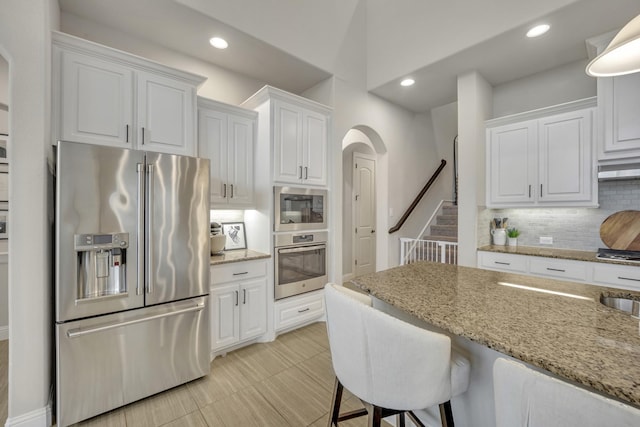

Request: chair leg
left=327, top=377, right=344, bottom=427
left=364, top=402, right=383, bottom=427
left=396, top=412, right=406, bottom=427
left=438, top=401, right=455, bottom=427
left=406, top=411, right=426, bottom=427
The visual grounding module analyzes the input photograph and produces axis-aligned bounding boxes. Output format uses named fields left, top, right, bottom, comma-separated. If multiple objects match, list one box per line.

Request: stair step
left=442, top=205, right=458, bottom=216
left=436, top=215, right=458, bottom=225
left=422, top=235, right=458, bottom=242
left=430, top=224, right=457, bottom=237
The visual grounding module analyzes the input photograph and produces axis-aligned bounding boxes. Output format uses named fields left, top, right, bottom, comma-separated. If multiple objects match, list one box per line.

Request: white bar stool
left=493, top=357, right=640, bottom=427
left=324, top=283, right=470, bottom=427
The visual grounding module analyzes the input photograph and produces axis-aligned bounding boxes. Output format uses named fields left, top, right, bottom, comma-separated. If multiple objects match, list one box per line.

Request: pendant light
left=586, top=13, right=640, bottom=77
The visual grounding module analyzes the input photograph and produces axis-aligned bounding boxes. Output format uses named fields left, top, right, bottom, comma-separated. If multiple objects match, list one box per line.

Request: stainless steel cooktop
left=596, top=248, right=640, bottom=263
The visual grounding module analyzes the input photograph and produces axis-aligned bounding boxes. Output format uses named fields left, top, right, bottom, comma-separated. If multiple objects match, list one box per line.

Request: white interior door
left=353, top=153, right=376, bottom=277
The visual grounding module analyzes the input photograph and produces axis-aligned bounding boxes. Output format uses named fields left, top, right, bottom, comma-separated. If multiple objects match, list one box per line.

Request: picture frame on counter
left=222, top=222, right=247, bottom=250
left=0, top=210, right=8, bottom=239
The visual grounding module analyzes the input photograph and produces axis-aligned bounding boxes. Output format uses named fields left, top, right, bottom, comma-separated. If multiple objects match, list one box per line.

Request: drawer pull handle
left=546, top=268, right=566, bottom=272
left=298, top=307, right=310, bottom=313
left=618, top=276, right=640, bottom=282
left=495, top=261, right=510, bottom=265
left=233, top=272, right=249, bottom=276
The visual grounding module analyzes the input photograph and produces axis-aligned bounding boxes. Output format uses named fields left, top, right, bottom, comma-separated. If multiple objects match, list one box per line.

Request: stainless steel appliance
left=274, top=186, right=327, bottom=231
left=274, top=231, right=327, bottom=300
left=54, top=141, right=210, bottom=427
left=596, top=248, right=640, bottom=263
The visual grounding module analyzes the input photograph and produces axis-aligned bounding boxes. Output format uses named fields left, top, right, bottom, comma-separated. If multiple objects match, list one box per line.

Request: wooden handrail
left=388, top=159, right=447, bottom=234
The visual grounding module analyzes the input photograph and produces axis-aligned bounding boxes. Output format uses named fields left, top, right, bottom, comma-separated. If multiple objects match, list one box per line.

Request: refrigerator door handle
left=136, top=163, right=145, bottom=296
left=66, top=303, right=206, bottom=338
left=145, top=163, right=155, bottom=295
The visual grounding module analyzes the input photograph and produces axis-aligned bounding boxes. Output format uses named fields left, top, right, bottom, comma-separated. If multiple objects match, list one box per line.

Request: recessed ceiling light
left=526, top=24, right=550, bottom=38
left=209, top=37, right=228, bottom=49
left=400, top=78, right=415, bottom=87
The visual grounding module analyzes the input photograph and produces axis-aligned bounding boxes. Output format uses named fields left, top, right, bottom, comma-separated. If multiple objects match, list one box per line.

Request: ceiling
left=58, top=0, right=640, bottom=113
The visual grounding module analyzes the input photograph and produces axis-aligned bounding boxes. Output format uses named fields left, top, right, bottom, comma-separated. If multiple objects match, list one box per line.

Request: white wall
left=61, top=12, right=267, bottom=105
left=0, top=0, right=59, bottom=425
left=492, top=59, right=596, bottom=118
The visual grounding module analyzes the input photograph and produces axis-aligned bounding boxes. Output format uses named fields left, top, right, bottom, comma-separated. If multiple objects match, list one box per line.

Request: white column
left=457, top=72, right=492, bottom=267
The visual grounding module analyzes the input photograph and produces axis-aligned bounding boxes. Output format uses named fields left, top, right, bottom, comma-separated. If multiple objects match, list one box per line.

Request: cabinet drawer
left=211, top=260, right=267, bottom=285
left=275, top=291, right=324, bottom=332
left=529, top=258, right=588, bottom=282
left=592, top=263, right=640, bottom=291
left=478, top=252, right=527, bottom=273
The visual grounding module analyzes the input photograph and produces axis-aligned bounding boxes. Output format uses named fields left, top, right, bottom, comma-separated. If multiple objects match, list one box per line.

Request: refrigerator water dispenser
left=75, top=233, right=129, bottom=300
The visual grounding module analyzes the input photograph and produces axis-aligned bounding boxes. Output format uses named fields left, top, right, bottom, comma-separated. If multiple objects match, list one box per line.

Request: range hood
left=598, top=163, right=640, bottom=181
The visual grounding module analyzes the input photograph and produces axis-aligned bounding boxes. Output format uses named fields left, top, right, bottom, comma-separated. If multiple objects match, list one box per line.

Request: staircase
left=399, top=203, right=459, bottom=265
left=423, top=204, right=458, bottom=243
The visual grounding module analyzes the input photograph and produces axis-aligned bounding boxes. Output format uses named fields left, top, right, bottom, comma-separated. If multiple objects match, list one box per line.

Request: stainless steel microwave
left=274, top=186, right=327, bottom=232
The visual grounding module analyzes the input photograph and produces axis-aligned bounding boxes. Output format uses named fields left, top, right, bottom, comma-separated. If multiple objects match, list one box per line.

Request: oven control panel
left=275, top=231, right=328, bottom=248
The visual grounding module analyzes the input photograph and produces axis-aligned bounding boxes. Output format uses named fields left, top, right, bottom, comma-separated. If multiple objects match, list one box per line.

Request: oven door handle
left=278, top=244, right=326, bottom=254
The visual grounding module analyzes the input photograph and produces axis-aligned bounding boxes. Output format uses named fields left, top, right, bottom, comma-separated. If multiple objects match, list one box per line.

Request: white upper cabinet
left=243, top=86, right=331, bottom=187
left=198, top=97, right=256, bottom=208
left=487, top=121, right=537, bottom=205
left=588, top=33, right=640, bottom=164
left=486, top=99, right=597, bottom=208
left=53, top=32, right=205, bottom=156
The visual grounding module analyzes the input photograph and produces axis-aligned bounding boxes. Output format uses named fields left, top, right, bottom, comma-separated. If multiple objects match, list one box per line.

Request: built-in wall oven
left=274, top=186, right=327, bottom=232
left=274, top=231, right=327, bottom=300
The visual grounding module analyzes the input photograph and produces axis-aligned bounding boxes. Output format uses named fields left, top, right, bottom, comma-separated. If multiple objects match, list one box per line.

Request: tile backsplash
left=478, top=180, right=640, bottom=251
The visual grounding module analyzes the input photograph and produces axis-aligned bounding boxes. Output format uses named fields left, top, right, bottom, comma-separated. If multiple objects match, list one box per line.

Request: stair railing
left=400, top=199, right=454, bottom=265
left=388, top=159, right=446, bottom=234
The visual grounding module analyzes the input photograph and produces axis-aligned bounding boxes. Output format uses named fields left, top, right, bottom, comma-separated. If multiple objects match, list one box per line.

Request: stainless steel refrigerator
left=54, top=141, right=210, bottom=427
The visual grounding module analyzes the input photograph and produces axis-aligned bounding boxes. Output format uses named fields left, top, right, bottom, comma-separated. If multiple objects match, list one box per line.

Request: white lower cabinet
left=592, top=263, right=640, bottom=291
left=477, top=251, right=528, bottom=273
left=274, top=290, right=324, bottom=333
left=478, top=251, right=640, bottom=291
left=210, top=260, right=267, bottom=354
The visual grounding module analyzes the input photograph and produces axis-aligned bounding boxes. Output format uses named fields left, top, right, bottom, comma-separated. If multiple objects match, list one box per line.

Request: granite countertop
left=350, top=261, right=640, bottom=407
left=479, top=244, right=640, bottom=267
left=210, top=249, right=271, bottom=266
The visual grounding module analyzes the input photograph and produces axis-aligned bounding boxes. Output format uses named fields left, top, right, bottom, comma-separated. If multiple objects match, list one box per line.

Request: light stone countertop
left=478, top=244, right=640, bottom=267
left=350, top=261, right=640, bottom=407
left=210, top=249, right=270, bottom=266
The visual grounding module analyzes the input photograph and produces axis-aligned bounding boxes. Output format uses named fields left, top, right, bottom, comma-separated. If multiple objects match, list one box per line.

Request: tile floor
left=0, top=322, right=390, bottom=427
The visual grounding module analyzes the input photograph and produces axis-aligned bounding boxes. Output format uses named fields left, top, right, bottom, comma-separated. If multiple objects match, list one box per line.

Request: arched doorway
left=341, top=126, right=387, bottom=280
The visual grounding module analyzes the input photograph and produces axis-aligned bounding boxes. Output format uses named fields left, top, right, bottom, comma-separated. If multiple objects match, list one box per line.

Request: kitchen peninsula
left=350, top=261, right=640, bottom=425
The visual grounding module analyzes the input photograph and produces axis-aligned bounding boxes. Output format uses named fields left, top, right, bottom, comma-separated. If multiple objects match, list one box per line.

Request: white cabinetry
left=486, top=99, right=597, bottom=208
left=274, top=290, right=324, bottom=333
left=242, top=86, right=331, bottom=187
left=198, top=98, right=256, bottom=207
left=210, top=260, right=268, bottom=354
left=478, top=251, right=640, bottom=292
left=588, top=33, right=640, bottom=163
left=52, top=32, right=204, bottom=156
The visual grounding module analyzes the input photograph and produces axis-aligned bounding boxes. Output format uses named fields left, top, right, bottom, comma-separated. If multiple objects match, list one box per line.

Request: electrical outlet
left=539, top=236, right=553, bottom=245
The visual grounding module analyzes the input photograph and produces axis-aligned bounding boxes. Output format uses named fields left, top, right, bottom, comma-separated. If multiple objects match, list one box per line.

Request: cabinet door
left=239, top=278, right=267, bottom=341
left=538, top=109, right=593, bottom=203
left=273, top=100, right=303, bottom=184
left=487, top=121, right=537, bottom=206
left=60, top=50, right=133, bottom=148
left=227, top=115, right=254, bottom=205
left=302, top=110, right=328, bottom=186
left=210, top=284, right=240, bottom=350
left=198, top=109, right=228, bottom=205
left=600, top=73, right=640, bottom=159
left=137, top=71, right=196, bottom=156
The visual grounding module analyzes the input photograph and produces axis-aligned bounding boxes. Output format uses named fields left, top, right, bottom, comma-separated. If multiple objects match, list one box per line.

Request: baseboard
left=5, top=403, right=52, bottom=427
left=0, top=325, right=7, bottom=341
